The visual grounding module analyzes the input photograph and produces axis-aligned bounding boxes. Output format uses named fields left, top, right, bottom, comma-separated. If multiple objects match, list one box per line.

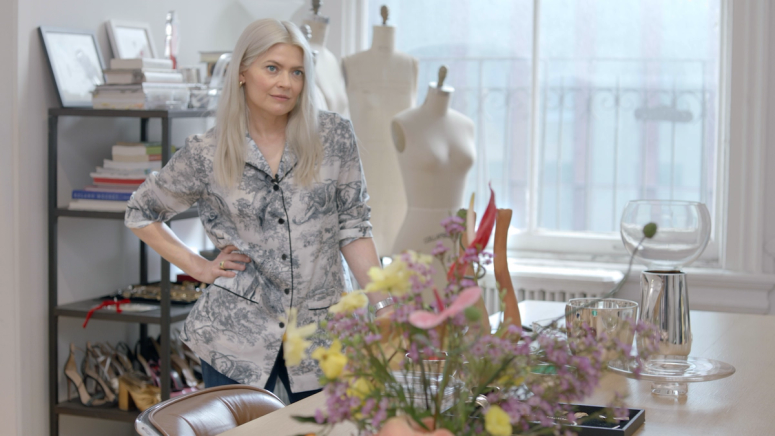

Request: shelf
left=57, top=207, right=199, bottom=221
left=56, top=298, right=195, bottom=324
left=49, top=107, right=211, bottom=119
left=55, top=400, right=138, bottom=423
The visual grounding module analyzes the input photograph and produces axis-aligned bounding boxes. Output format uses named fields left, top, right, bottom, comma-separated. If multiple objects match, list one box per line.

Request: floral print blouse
left=125, top=111, right=372, bottom=392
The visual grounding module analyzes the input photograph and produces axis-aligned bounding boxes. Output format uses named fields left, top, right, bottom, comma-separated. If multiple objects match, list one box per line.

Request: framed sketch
left=38, top=27, right=106, bottom=107
left=106, top=20, right=158, bottom=59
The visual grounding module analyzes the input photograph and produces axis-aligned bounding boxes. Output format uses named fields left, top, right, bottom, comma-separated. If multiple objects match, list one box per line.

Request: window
left=366, top=0, right=722, bottom=261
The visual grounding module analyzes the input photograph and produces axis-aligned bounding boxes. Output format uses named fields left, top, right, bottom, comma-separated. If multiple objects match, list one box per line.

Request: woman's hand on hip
left=195, top=245, right=251, bottom=284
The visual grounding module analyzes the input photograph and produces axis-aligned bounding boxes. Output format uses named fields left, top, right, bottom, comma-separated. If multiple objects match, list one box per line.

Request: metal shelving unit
left=48, top=108, right=210, bottom=435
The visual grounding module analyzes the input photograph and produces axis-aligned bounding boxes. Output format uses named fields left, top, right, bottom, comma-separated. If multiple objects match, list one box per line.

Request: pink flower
left=408, top=287, right=482, bottom=329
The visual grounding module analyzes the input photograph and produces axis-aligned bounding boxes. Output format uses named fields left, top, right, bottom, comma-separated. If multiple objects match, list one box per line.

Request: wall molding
left=483, top=259, right=775, bottom=315
left=722, top=0, right=771, bottom=273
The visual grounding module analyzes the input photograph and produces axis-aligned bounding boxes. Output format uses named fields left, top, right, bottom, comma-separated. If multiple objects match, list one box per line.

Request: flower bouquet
left=285, top=188, right=657, bottom=436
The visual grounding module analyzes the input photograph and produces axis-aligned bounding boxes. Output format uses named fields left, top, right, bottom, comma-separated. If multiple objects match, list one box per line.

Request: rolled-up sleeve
left=125, top=136, right=204, bottom=229
left=335, top=118, right=373, bottom=248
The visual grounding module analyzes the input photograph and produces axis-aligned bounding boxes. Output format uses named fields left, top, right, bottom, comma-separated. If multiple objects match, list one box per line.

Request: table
left=221, top=300, right=774, bottom=436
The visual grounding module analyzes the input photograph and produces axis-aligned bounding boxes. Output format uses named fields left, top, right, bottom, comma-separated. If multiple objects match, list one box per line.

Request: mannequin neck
left=371, top=26, right=395, bottom=52
left=423, top=86, right=452, bottom=115
left=303, top=19, right=328, bottom=47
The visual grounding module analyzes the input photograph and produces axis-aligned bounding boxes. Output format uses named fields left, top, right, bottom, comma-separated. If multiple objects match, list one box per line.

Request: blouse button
left=284, top=288, right=290, bottom=295
left=281, top=254, right=288, bottom=261
left=278, top=218, right=285, bottom=225
left=279, top=322, right=285, bottom=328
left=273, top=185, right=279, bottom=191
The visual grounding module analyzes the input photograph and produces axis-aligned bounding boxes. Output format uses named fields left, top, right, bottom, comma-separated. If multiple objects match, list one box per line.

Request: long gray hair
left=215, top=19, right=322, bottom=189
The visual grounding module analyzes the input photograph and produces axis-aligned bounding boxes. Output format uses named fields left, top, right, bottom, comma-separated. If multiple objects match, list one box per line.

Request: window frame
left=347, top=0, right=766, bottom=273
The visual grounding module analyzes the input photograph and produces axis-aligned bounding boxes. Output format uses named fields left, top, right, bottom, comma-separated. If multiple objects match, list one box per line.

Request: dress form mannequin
left=391, top=66, right=476, bottom=287
left=342, top=6, right=418, bottom=257
left=303, top=8, right=349, bottom=117
left=301, top=23, right=330, bottom=112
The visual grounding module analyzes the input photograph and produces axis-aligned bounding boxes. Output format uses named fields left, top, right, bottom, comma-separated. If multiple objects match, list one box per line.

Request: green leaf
left=464, top=306, right=481, bottom=322
left=291, top=415, right=319, bottom=423
left=643, top=222, right=658, bottom=239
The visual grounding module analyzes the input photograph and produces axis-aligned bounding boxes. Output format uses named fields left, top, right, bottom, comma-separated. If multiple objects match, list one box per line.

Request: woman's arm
left=340, top=237, right=392, bottom=315
left=131, top=222, right=250, bottom=284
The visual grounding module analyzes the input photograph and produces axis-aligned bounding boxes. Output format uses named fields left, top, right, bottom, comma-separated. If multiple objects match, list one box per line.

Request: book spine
left=72, top=190, right=133, bottom=201
left=92, top=177, right=146, bottom=185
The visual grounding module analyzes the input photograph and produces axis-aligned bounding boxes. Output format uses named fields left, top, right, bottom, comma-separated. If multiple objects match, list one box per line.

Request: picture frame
left=38, top=26, right=106, bottom=108
left=106, top=20, right=158, bottom=59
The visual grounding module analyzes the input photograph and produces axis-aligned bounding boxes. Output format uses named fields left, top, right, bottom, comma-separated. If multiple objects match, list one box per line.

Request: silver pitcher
left=639, top=270, right=692, bottom=356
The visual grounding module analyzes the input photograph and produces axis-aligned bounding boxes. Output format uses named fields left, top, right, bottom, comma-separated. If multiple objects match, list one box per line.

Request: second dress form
left=342, top=25, right=418, bottom=257
left=304, top=18, right=349, bottom=117
left=392, top=84, right=475, bottom=286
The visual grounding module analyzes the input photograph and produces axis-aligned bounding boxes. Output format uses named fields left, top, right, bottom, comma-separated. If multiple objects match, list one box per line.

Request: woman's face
left=240, top=43, right=305, bottom=120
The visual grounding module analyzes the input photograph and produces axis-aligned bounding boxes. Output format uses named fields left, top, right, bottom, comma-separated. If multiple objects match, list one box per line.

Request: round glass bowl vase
left=620, top=200, right=711, bottom=271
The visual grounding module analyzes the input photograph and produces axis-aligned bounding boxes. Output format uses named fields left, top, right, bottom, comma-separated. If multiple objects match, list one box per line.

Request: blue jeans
left=200, top=346, right=321, bottom=404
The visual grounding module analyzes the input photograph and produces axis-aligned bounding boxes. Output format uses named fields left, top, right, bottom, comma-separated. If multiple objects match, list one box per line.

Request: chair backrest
left=136, top=385, right=285, bottom=436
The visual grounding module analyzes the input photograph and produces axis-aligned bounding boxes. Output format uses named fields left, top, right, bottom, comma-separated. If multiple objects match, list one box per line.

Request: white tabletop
left=221, top=300, right=773, bottom=436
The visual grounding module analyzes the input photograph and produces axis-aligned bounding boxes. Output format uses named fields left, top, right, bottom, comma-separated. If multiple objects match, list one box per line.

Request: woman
left=125, top=19, right=389, bottom=403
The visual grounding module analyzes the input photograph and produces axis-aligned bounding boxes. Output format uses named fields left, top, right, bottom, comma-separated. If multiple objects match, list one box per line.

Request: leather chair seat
left=136, top=385, right=285, bottom=436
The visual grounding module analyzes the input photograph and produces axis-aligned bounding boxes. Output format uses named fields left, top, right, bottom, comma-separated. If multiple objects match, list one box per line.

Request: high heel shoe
left=82, top=347, right=117, bottom=404
left=118, top=372, right=161, bottom=412
left=170, top=353, right=199, bottom=388
left=102, top=342, right=133, bottom=373
left=86, top=342, right=120, bottom=395
left=64, top=343, right=107, bottom=407
left=115, top=341, right=139, bottom=372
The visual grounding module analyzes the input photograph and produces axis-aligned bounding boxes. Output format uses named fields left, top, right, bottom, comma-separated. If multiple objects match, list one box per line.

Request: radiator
left=480, top=264, right=622, bottom=315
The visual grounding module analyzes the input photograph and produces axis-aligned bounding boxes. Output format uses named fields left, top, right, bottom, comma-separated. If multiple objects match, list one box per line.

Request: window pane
left=367, top=0, right=535, bottom=227
left=537, top=0, right=721, bottom=233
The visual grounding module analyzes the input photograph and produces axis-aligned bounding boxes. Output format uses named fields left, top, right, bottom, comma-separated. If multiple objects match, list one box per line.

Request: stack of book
left=93, top=58, right=190, bottom=110
left=68, top=142, right=175, bottom=212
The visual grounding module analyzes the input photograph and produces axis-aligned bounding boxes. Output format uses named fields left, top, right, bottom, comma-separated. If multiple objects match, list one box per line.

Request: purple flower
left=431, top=241, right=449, bottom=256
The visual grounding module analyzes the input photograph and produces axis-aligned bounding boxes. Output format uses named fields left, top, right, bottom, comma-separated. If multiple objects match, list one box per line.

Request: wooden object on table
left=494, top=209, right=521, bottom=330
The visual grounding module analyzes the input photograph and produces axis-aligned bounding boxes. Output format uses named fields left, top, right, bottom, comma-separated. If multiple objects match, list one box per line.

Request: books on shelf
left=71, top=189, right=133, bottom=201
left=68, top=137, right=177, bottom=212
left=92, top=83, right=191, bottom=110
left=104, top=69, right=184, bottom=85
left=112, top=142, right=174, bottom=156
left=68, top=199, right=128, bottom=212
left=81, top=184, right=137, bottom=193
left=103, top=159, right=162, bottom=171
left=110, top=58, right=174, bottom=70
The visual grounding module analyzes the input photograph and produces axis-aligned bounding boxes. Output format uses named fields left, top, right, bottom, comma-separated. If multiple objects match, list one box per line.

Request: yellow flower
left=281, top=308, right=317, bottom=367
left=347, top=377, right=374, bottom=399
left=406, top=250, right=434, bottom=266
left=365, top=259, right=411, bottom=296
left=484, top=405, right=512, bottom=436
left=329, top=291, right=369, bottom=314
left=311, top=339, right=348, bottom=379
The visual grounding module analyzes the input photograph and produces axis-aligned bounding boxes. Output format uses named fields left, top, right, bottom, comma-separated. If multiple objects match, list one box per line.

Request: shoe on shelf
left=118, top=372, right=161, bottom=412
left=102, top=341, right=133, bottom=373
left=82, top=346, right=117, bottom=404
left=115, top=341, right=139, bottom=372
left=170, top=353, right=199, bottom=389
left=85, top=342, right=120, bottom=396
left=64, top=343, right=107, bottom=407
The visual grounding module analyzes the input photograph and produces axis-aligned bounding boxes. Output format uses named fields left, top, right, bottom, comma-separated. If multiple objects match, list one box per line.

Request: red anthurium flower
left=447, top=185, right=497, bottom=282
left=408, top=287, right=483, bottom=330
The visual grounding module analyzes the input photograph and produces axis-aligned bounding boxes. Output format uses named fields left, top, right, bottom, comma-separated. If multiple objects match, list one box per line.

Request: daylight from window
left=369, top=0, right=721, bottom=235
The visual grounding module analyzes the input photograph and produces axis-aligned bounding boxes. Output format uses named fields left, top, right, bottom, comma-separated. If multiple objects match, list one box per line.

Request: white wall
left=0, top=0, right=21, bottom=434
left=5, top=0, right=314, bottom=435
